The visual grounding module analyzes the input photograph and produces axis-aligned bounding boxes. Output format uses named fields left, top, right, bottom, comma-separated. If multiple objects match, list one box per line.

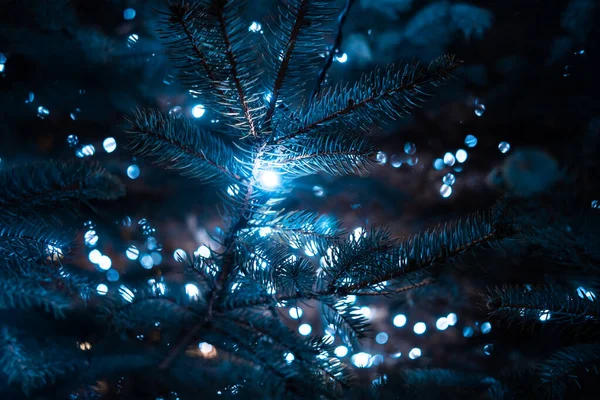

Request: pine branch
left=330, top=200, right=516, bottom=294
left=0, top=278, right=71, bottom=318
left=277, top=55, right=461, bottom=143
left=311, top=0, right=356, bottom=99
left=126, top=109, right=246, bottom=183
left=268, top=132, right=375, bottom=177
left=538, top=343, right=600, bottom=399
left=159, top=1, right=262, bottom=136
left=483, top=285, right=600, bottom=328
left=264, top=0, right=343, bottom=127
left=0, top=218, right=73, bottom=276
left=0, top=160, right=124, bottom=217
left=0, top=328, right=79, bottom=395
left=322, top=301, right=371, bottom=346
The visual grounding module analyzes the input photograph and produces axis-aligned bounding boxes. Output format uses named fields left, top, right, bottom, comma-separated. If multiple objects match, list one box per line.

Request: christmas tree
left=1, top=0, right=599, bottom=399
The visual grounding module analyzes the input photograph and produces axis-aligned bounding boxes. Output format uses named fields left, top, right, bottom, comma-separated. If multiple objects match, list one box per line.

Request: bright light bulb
left=185, top=283, right=200, bottom=300
left=89, top=249, right=102, bottom=264
left=259, top=170, right=280, bottom=189
left=393, top=314, right=407, bottom=327
left=298, top=323, right=312, bottom=335
left=334, top=345, right=348, bottom=357
left=413, top=322, right=426, bottom=335
left=98, top=255, right=112, bottom=270
left=192, top=104, right=205, bottom=118
left=195, top=245, right=211, bottom=258
left=335, top=53, right=348, bottom=63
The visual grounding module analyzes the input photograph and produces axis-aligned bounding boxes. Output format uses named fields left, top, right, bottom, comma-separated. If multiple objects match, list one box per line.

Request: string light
left=259, top=170, right=280, bottom=189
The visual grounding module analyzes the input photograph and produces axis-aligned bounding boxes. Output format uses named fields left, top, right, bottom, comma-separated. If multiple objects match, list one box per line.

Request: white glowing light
left=126, top=245, right=139, bottom=260
left=436, top=317, right=449, bottom=331
left=248, top=21, right=262, bottom=32
left=334, top=345, right=348, bottom=357
left=98, top=255, right=112, bottom=271
left=358, top=306, right=372, bottom=319
left=447, top=313, right=458, bottom=326
left=81, top=144, right=95, bottom=156
left=259, top=227, right=272, bottom=237
left=84, top=230, right=98, bottom=247
left=199, top=342, right=213, bottom=354
left=89, top=249, right=102, bottom=264
left=96, top=283, right=108, bottom=296
left=455, top=149, right=467, bottom=163
left=119, top=285, right=135, bottom=303
left=350, top=227, right=365, bottom=242
left=408, top=348, right=422, bottom=359
left=413, top=322, right=426, bottom=335
left=393, top=314, right=407, bottom=327
left=298, top=323, right=312, bottom=336
left=539, top=310, right=551, bottom=322
left=127, top=164, right=140, bottom=179
left=103, top=137, right=117, bottom=153
left=351, top=352, right=372, bottom=368
left=185, top=283, right=200, bottom=300
left=289, top=307, right=303, bottom=319
left=174, top=248, right=187, bottom=261
left=192, top=104, right=206, bottom=118
left=259, top=170, right=280, bottom=189
left=227, top=184, right=239, bottom=197
left=335, top=53, right=348, bottom=63
left=195, top=245, right=211, bottom=258
left=284, top=352, right=295, bottom=363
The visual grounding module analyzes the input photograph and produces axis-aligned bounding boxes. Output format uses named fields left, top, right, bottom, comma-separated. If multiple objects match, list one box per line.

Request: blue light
left=192, top=104, right=206, bottom=118
left=123, top=8, right=136, bottom=20
left=127, top=164, right=140, bottom=179
left=375, top=332, right=388, bottom=344
left=335, top=53, right=348, bottom=63
left=413, top=322, right=426, bottom=335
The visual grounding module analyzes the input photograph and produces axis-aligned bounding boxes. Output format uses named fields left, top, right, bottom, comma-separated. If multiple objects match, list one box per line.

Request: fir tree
left=1, top=1, right=599, bottom=399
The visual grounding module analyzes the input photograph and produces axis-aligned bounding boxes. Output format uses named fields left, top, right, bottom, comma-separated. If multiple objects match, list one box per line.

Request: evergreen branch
left=331, top=200, right=517, bottom=294
left=0, top=160, right=124, bottom=217
left=277, top=55, right=461, bottom=143
left=311, top=0, right=356, bottom=99
left=357, top=278, right=435, bottom=296
left=0, top=328, right=79, bottom=394
left=538, top=343, right=600, bottom=399
left=264, top=0, right=343, bottom=127
left=0, top=219, right=72, bottom=275
left=483, top=285, right=600, bottom=327
left=269, top=132, right=375, bottom=177
left=322, top=301, right=371, bottom=346
left=126, top=109, right=246, bottom=183
left=248, top=210, right=342, bottom=243
left=0, top=278, right=70, bottom=318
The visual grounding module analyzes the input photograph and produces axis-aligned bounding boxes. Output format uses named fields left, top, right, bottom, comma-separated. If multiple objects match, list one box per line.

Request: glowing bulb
left=375, top=332, right=388, bottom=344
left=408, top=348, right=421, bottom=359
left=192, top=104, right=206, bottom=118
left=103, top=137, right=117, bottom=153
left=195, top=245, right=211, bottom=258
left=393, top=314, right=407, bottom=327
left=447, top=313, right=458, bottom=326
left=98, top=255, right=112, bottom=271
left=413, top=322, right=426, bottom=335
left=174, top=248, right=187, bottom=261
left=89, top=249, right=102, bottom=264
left=334, top=345, right=348, bottom=357
left=259, top=170, right=280, bottom=189
left=335, top=53, right=348, bottom=63
left=298, top=323, right=312, bottom=336
left=127, top=164, right=140, bottom=179
left=96, top=283, right=108, bottom=295
left=284, top=352, right=295, bottom=363
left=248, top=21, right=261, bottom=32
left=436, top=317, right=449, bottom=331
left=185, top=283, right=200, bottom=300
left=351, top=352, right=372, bottom=368
left=289, top=307, right=303, bottom=319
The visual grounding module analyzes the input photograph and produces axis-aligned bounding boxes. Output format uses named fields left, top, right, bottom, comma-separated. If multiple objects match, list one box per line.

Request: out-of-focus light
left=259, top=170, right=280, bottom=189
left=174, top=248, right=187, bottom=262
left=447, top=313, right=458, bottom=326
left=140, top=254, right=154, bottom=269
left=289, top=307, right=303, bottom=319
left=539, top=310, right=551, bottom=322
left=98, top=255, right=112, bottom=270
left=408, top=348, right=422, bottom=359
left=351, top=352, right=372, bottom=368
left=465, top=134, right=477, bottom=148
left=107, top=269, right=119, bottom=282
left=334, top=345, right=348, bottom=357
left=463, top=326, right=474, bottom=338
left=375, top=332, right=388, bottom=344
left=248, top=21, right=261, bottom=32
left=123, top=8, right=136, bottom=20
left=126, top=245, right=139, bottom=260
left=298, top=324, right=312, bottom=336
left=89, top=249, right=102, bottom=264
left=456, top=149, right=467, bottom=163
left=127, top=164, right=140, bottom=179
left=358, top=306, right=372, bottom=319
left=96, top=283, right=108, bottom=295
left=119, top=285, right=135, bottom=303
left=393, top=314, right=407, bottom=327
left=103, top=137, right=117, bottom=153
left=436, top=317, right=449, bottom=331
left=284, top=352, right=295, bottom=363
left=335, top=53, right=348, bottom=63
left=413, top=322, right=426, bottom=335
left=192, top=104, right=206, bottom=118
left=185, top=283, right=200, bottom=300
left=195, top=245, right=211, bottom=258
left=481, top=322, right=492, bottom=334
